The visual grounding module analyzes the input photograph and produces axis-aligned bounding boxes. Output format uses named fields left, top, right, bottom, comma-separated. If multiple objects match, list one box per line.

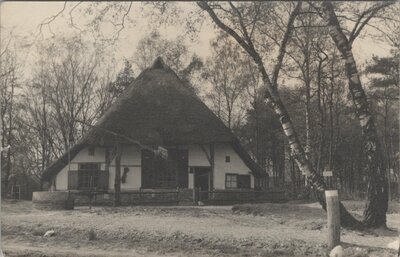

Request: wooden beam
left=209, top=144, right=215, bottom=191
left=199, top=144, right=215, bottom=191
left=175, top=146, right=179, bottom=188
left=113, top=144, right=122, bottom=206
left=105, top=146, right=118, bottom=169
left=199, top=144, right=212, bottom=164
left=105, top=147, right=110, bottom=171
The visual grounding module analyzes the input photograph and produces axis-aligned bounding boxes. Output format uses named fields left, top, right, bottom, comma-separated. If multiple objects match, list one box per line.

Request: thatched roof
left=42, top=58, right=264, bottom=181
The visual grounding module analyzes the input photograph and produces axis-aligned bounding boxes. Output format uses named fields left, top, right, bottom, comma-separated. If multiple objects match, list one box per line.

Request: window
left=78, top=170, right=99, bottom=189
left=225, top=156, right=230, bottom=163
left=88, top=146, right=95, bottom=156
left=225, top=174, right=237, bottom=189
left=78, top=163, right=100, bottom=189
left=226, top=174, right=251, bottom=189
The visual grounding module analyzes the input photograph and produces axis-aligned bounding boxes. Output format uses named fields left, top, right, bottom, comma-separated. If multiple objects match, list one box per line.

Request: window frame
left=225, top=173, right=238, bottom=189
left=225, top=155, right=231, bottom=163
left=78, top=163, right=101, bottom=190
left=225, top=173, right=251, bottom=189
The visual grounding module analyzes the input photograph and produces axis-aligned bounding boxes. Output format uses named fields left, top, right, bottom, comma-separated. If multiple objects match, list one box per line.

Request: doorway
left=193, top=167, right=211, bottom=201
left=194, top=167, right=212, bottom=191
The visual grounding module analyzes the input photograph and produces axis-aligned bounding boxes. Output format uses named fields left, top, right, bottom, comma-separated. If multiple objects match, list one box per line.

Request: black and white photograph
left=0, top=1, right=399, bottom=256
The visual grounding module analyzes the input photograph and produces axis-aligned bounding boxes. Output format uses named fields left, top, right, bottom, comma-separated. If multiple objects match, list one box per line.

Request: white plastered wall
left=54, top=143, right=254, bottom=191
left=108, top=146, right=141, bottom=190
left=213, top=143, right=254, bottom=189
left=55, top=145, right=141, bottom=191
left=186, top=144, right=254, bottom=190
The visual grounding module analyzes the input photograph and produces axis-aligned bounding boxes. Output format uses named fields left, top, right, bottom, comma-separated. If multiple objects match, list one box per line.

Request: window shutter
left=99, top=170, right=109, bottom=190
left=68, top=170, right=79, bottom=190
left=238, top=175, right=251, bottom=189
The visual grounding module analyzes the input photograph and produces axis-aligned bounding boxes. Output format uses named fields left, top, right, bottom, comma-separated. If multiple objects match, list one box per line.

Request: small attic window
left=225, top=156, right=231, bottom=163
left=88, top=146, right=95, bottom=156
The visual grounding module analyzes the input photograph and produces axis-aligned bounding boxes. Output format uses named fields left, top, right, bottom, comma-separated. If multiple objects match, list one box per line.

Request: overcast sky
left=0, top=2, right=394, bottom=79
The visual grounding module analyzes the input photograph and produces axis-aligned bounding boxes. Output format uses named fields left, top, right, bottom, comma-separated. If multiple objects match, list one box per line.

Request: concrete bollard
left=325, top=190, right=340, bottom=250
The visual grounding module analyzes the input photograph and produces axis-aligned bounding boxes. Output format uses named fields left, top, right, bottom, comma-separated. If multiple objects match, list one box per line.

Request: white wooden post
left=325, top=190, right=340, bottom=249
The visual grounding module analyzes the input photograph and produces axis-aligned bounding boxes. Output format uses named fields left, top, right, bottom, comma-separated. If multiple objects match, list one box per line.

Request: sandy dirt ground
left=1, top=200, right=398, bottom=257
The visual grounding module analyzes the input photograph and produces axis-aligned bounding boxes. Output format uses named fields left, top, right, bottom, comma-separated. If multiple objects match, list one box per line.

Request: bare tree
left=15, top=35, right=116, bottom=185
left=204, top=34, right=249, bottom=129
left=0, top=35, right=19, bottom=195
left=42, top=37, right=101, bottom=151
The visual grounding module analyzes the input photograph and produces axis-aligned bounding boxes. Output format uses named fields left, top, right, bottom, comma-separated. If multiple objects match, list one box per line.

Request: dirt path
left=1, top=201, right=398, bottom=257
left=3, top=243, right=183, bottom=257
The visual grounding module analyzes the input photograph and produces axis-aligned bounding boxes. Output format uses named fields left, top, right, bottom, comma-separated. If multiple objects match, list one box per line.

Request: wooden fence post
left=176, top=187, right=180, bottom=205
left=325, top=190, right=340, bottom=249
left=114, top=144, right=122, bottom=207
left=193, top=187, right=199, bottom=205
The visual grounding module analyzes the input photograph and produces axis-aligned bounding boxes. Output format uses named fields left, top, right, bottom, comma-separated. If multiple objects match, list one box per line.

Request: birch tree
left=312, top=1, right=395, bottom=228
left=197, top=1, right=361, bottom=228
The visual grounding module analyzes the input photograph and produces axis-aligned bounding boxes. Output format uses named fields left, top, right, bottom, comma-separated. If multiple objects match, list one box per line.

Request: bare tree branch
left=271, top=2, right=302, bottom=88
left=0, top=31, right=13, bottom=58
left=197, top=1, right=276, bottom=95
left=69, top=2, right=83, bottom=32
left=349, top=2, right=394, bottom=44
left=36, top=1, right=68, bottom=37
left=114, top=2, right=133, bottom=41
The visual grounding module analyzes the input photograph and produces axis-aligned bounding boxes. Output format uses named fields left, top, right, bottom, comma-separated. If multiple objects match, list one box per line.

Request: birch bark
left=320, top=2, right=389, bottom=227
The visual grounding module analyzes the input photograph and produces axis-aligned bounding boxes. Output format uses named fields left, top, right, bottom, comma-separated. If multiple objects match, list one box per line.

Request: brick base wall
left=72, top=189, right=194, bottom=206
left=46, top=189, right=286, bottom=207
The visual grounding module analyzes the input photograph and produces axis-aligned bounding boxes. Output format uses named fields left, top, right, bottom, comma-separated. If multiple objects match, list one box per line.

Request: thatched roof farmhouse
left=42, top=58, right=267, bottom=197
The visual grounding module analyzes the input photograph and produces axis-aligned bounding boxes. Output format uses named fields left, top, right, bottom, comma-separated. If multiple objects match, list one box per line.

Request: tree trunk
left=328, top=62, right=335, bottom=171
left=321, top=2, right=388, bottom=228
left=316, top=52, right=327, bottom=173
left=304, top=54, right=312, bottom=159
left=383, top=87, right=391, bottom=201
left=114, top=144, right=122, bottom=206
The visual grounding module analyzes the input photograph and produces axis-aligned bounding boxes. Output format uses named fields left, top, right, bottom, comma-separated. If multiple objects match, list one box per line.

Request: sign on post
left=323, top=170, right=334, bottom=189
left=156, top=146, right=168, bottom=159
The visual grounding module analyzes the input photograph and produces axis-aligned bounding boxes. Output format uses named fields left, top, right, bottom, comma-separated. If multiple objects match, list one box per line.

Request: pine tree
left=109, top=60, right=135, bottom=99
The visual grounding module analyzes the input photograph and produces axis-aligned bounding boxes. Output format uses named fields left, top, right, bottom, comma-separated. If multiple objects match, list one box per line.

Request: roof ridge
left=151, top=57, right=167, bottom=69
